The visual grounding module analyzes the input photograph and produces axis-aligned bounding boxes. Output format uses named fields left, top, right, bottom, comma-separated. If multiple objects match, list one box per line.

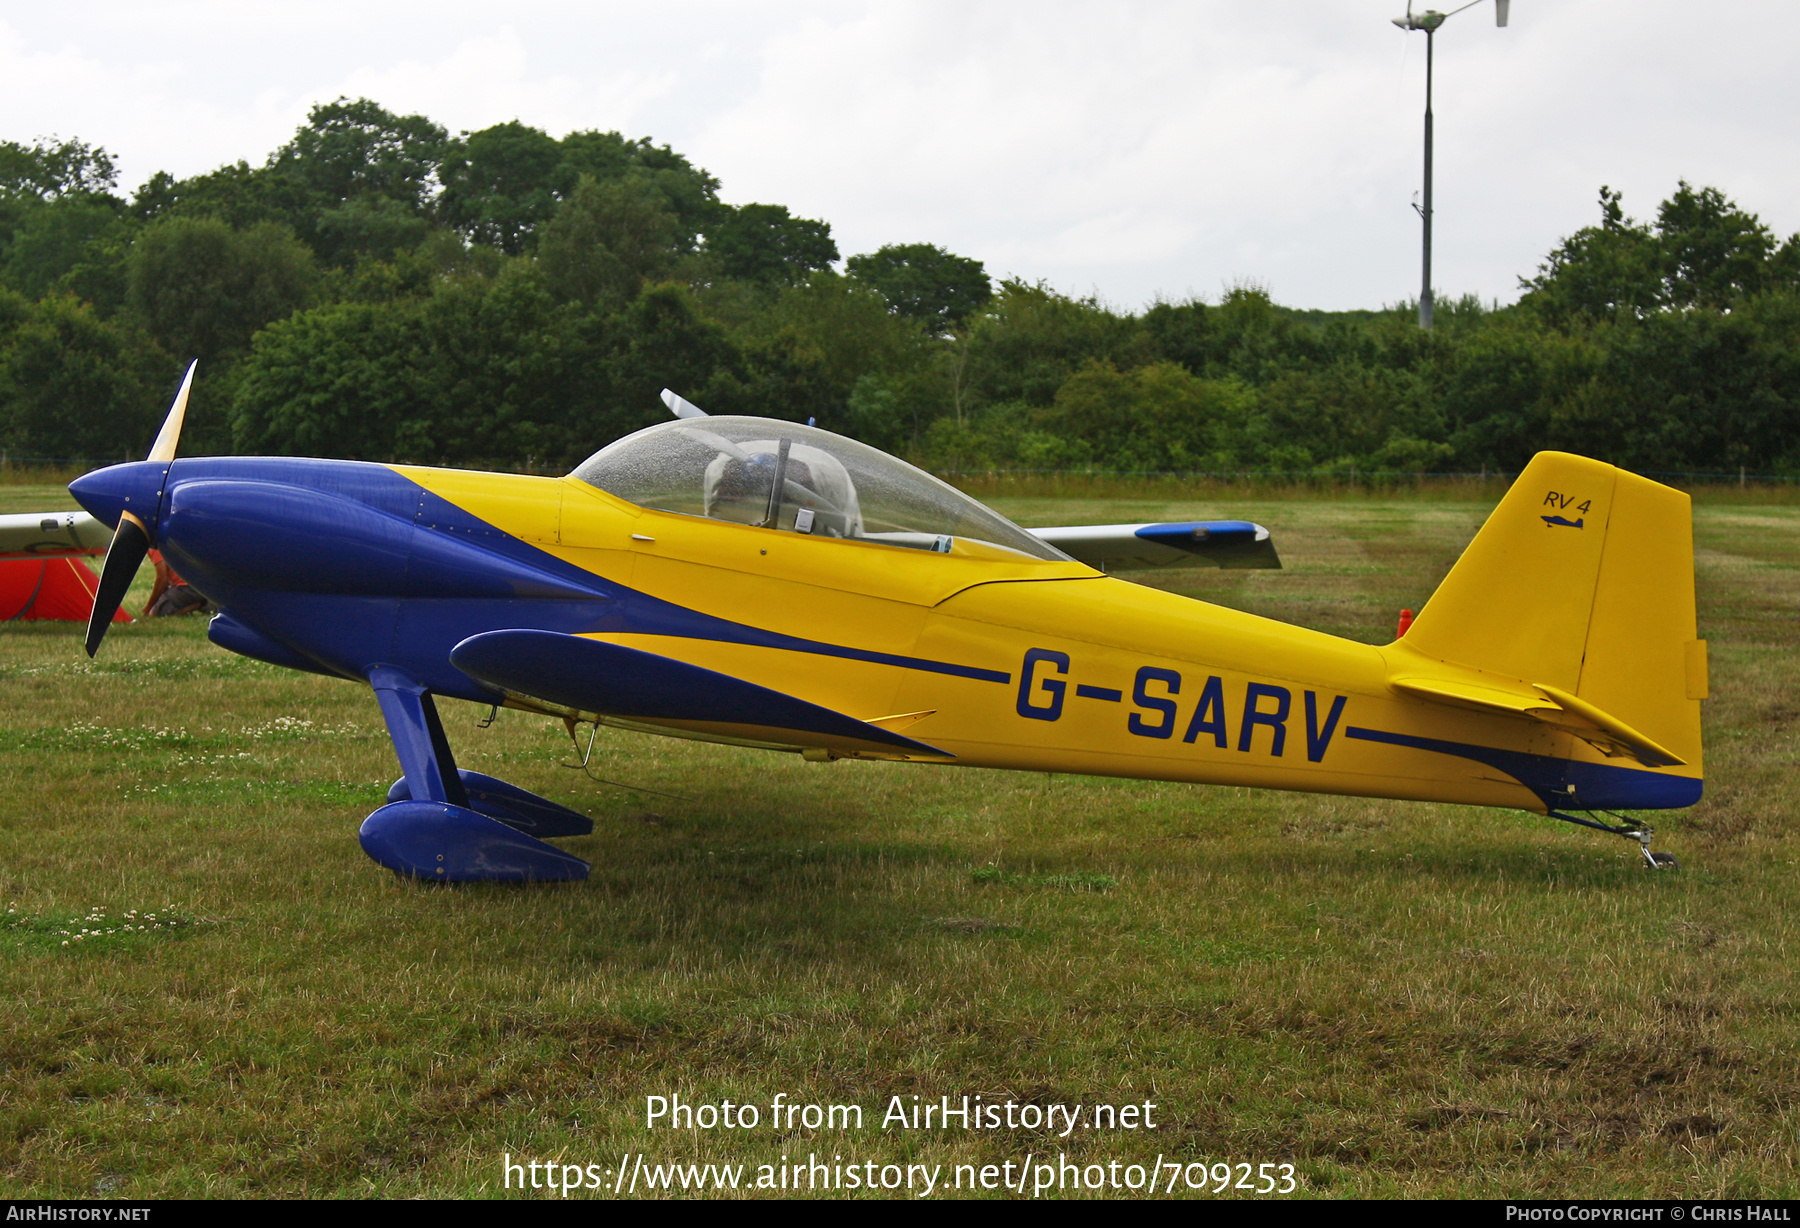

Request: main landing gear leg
left=359, top=667, right=591, bottom=882
left=1545, top=809, right=1678, bottom=870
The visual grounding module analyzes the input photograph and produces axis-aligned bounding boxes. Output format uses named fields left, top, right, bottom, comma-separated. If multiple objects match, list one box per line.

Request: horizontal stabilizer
left=449, top=629, right=951, bottom=760
left=1032, top=521, right=1280, bottom=571
left=1390, top=675, right=1686, bottom=768
left=1389, top=675, right=1552, bottom=718
left=1532, top=683, right=1686, bottom=768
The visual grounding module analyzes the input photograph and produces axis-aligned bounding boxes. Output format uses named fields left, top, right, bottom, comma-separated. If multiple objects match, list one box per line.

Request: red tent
left=0, top=557, right=133, bottom=623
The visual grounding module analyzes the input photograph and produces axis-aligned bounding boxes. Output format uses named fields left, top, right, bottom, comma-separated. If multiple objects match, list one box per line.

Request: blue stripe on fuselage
left=1344, top=726, right=1702, bottom=811
left=160, top=457, right=1009, bottom=689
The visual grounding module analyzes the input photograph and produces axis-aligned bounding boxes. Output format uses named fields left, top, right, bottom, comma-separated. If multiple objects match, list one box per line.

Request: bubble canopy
left=570, top=417, right=1068, bottom=562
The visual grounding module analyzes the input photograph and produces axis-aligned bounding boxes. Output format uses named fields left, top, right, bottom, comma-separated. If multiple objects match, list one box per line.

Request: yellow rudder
left=1577, top=468, right=1703, bottom=770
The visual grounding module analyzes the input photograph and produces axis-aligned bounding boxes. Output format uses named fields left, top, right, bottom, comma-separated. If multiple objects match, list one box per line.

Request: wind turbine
left=1393, top=0, right=1511, bottom=330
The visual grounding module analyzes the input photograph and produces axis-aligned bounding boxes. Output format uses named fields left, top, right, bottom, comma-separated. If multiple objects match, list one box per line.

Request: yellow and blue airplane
left=68, top=367, right=1705, bottom=881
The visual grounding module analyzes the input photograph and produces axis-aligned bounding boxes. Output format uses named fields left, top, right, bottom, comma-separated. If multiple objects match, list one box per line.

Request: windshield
left=571, top=417, right=1067, bottom=561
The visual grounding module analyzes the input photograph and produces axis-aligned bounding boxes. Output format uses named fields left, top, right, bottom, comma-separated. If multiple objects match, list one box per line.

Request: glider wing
left=1030, top=520, right=1280, bottom=571
left=0, top=511, right=111, bottom=559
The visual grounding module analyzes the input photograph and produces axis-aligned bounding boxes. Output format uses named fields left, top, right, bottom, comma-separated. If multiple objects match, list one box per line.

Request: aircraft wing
left=0, top=510, right=111, bottom=559
left=1030, top=520, right=1280, bottom=571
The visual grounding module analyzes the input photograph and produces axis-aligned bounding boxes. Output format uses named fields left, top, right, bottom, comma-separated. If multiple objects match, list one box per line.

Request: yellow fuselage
left=398, top=464, right=1702, bottom=817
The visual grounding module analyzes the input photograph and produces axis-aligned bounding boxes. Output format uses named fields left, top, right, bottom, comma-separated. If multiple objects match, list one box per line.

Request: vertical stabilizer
left=1402, top=452, right=1702, bottom=774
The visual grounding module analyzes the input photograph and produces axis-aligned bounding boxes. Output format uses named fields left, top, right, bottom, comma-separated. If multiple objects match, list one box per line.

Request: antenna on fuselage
left=661, top=389, right=707, bottom=419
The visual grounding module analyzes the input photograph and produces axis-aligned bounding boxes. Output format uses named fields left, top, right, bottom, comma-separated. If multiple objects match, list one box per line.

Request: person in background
left=145, top=550, right=207, bottom=617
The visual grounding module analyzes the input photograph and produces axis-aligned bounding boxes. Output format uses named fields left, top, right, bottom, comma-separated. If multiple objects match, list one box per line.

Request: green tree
left=1248, top=362, right=1439, bottom=472
left=231, top=274, right=565, bottom=464
left=592, top=282, right=738, bottom=460
left=846, top=243, right=991, bottom=334
left=127, top=217, right=318, bottom=367
left=268, top=97, right=446, bottom=212
left=1037, top=359, right=1249, bottom=471
left=536, top=176, right=680, bottom=308
left=50, top=214, right=138, bottom=317
left=0, top=137, right=127, bottom=302
left=1141, top=298, right=1210, bottom=373
left=1519, top=183, right=1799, bottom=322
left=1560, top=293, right=1800, bottom=472
left=0, top=136, right=117, bottom=201
left=1656, top=180, right=1789, bottom=308
left=559, top=131, right=720, bottom=250
left=2, top=197, right=125, bottom=300
left=0, top=290, right=168, bottom=461
left=842, top=374, right=914, bottom=453
left=1202, top=284, right=1334, bottom=383
left=435, top=126, right=722, bottom=256
left=738, top=272, right=929, bottom=402
left=312, top=197, right=434, bottom=264
left=1439, top=315, right=1577, bottom=470
left=264, top=98, right=447, bottom=264
left=439, top=121, right=565, bottom=254
left=1518, top=187, right=1663, bottom=324
left=230, top=297, right=430, bottom=459
left=132, top=162, right=280, bottom=229
left=959, top=280, right=1146, bottom=411
left=705, top=204, right=837, bottom=286
left=233, top=272, right=740, bottom=468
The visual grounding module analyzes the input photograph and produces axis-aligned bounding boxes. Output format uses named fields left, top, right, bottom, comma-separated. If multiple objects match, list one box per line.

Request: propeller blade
left=147, top=360, right=197, bottom=463
left=85, top=512, right=149, bottom=657
left=83, top=359, right=196, bottom=655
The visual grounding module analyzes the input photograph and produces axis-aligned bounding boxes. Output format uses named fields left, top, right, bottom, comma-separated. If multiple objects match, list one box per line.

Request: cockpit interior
left=572, top=417, right=1068, bottom=562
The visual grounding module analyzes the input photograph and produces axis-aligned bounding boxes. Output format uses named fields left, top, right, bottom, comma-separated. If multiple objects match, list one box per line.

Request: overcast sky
left=4, top=1, right=1796, bottom=312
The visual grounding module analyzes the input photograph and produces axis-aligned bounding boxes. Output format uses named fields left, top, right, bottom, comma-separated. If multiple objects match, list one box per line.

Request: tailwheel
left=1628, top=823, right=1678, bottom=871
left=1545, top=809, right=1679, bottom=869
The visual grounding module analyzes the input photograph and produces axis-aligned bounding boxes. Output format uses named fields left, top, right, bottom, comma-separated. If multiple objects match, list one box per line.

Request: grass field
left=1, top=481, right=1796, bottom=1199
